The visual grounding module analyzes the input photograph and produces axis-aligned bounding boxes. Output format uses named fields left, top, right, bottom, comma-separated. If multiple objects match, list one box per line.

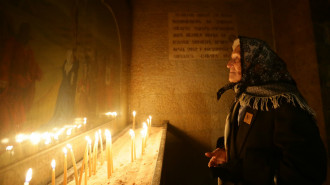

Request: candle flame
left=98, top=129, right=101, bottom=134
left=30, top=132, right=41, bottom=145
left=149, top=115, right=152, bottom=119
left=25, top=168, right=32, bottom=182
left=83, top=117, right=87, bottom=124
left=85, top=136, right=91, bottom=144
left=6, top=145, right=13, bottom=151
left=63, top=147, right=67, bottom=154
left=51, top=159, right=56, bottom=169
left=129, top=129, right=135, bottom=137
left=67, top=144, right=72, bottom=149
left=95, top=132, right=99, bottom=141
left=66, top=128, right=72, bottom=136
left=77, top=124, right=82, bottom=129
left=105, top=129, right=111, bottom=137
left=1, top=138, right=9, bottom=144
left=143, top=122, right=148, bottom=129
left=114, top=112, right=117, bottom=116
left=16, top=134, right=26, bottom=143
left=141, top=129, right=147, bottom=137
left=133, top=111, right=136, bottom=117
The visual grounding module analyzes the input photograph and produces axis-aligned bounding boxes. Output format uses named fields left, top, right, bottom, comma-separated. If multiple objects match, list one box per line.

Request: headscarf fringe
left=238, top=93, right=316, bottom=117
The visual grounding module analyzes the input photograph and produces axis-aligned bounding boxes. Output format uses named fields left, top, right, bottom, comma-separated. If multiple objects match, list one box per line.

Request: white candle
left=98, top=130, right=104, bottom=165
left=141, top=128, right=147, bottom=155
left=24, top=168, right=32, bottom=185
left=149, top=116, right=152, bottom=127
left=129, top=129, right=135, bottom=162
left=132, top=111, right=136, bottom=130
left=63, top=147, right=67, bottom=185
left=51, top=160, right=56, bottom=185
left=105, top=129, right=112, bottom=178
left=67, top=144, right=78, bottom=185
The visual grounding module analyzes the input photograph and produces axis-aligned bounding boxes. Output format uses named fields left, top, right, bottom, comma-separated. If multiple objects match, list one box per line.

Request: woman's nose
left=227, top=59, right=233, bottom=69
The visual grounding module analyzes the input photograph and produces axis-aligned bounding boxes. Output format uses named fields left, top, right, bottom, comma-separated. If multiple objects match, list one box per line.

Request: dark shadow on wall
left=161, top=123, right=218, bottom=185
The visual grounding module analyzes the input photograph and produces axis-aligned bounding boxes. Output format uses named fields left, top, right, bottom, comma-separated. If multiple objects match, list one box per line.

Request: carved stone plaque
left=169, top=12, right=237, bottom=60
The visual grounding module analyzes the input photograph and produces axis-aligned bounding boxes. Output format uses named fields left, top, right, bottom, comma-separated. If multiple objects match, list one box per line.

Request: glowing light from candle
left=95, top=132, right=99, bottom=142
left=67, top=144, right=72, bottom=149
left=141, top=129, right=147, bottom=137
left=51, top=159, right=56, bottom=169
left=6, top=145, right=13, bottom=151
left=86, top=136, right=91, bottom=144
left=105, top=129, right=111, bottom=137
left=54, top=134, right=59, bottom=141
left=16, top=134, right=26, bottom=143
left=129, top=129, right=135, bottom=137
left=63, top=147, right=67, bottom=154
left=30, top=132, right=41, bottom=145
left=66, top=128, right=72, bottom=136
left=83, top=117, right=87, bottom=124
left=143, top=122, right=147, bottom=129
left=113, top=112, right=117, bottom=117
left=25, top=168, right=32, bottom=183
left=133, top=111, right=136, bottom=117
left=77, top=124, right=82, bottom=129
left=1, top=138, right=9, bottom=144
left=42, top=132, right=52, bottom=145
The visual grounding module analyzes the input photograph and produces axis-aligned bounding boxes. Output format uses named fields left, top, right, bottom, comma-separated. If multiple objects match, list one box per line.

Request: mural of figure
left=0, top=22, right=43, bottom=134
left=48, top=49, right=79, bottom=126
left=76, top=57, right=90, bottom=117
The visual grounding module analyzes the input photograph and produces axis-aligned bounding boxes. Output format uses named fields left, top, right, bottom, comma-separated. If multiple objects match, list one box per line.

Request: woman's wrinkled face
left=226, top=45, right=242, bottom=83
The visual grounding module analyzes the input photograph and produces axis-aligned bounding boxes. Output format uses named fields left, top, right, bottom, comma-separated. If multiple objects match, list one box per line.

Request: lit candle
left=87, top=137, right=92, bottom=177
left=63, top=147, right=67, bottom=185
left=132, top=111, right=136, bottom=130
left=93, top=133, right=99, bottom=174
left=143, top=122, right=148, bottom=143
left=98, top=130, right=104, bottom=165
left=129, top=129, right=135, bottom=162
left=84, top=137, right=89, bottom=185
left=105, top=129, right=112, bottom=178
left=67, top=144, right=78, bottom=185
left=149, top=115, right=152, bottom=127
left=141, top=129, right=147, bottom=155
left=51, top=159, right=56, bottom=185
left=147, top=119, right=150, bottom=128
left=24, top=168, right=32, bottom=185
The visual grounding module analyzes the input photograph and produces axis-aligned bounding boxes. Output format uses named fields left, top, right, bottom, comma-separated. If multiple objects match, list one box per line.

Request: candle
left=129, top=129, right=135, bottom=162
left=132, top=111, right=136, bottom=130
left=149, top=115, right=152, bottom=127
left=67, top=144, right=78, bottom=185
left=86, top=137, right=92, bottom=177
left=93, top=133, right=99, bottom=174
left=84, top=137, right=89, bottom=185
left=98, top=130, right=104, bottom=165
left=24, top=168, right=32, bottom=185
left=63, top=147, right=67, bottom=185
left=141, top=129, right=147, bottom=155
left=51, top=160, right=56, bottom=185
left=105, top=129, right=112, bottom=178
left=143, top=122, right=148, bottom=144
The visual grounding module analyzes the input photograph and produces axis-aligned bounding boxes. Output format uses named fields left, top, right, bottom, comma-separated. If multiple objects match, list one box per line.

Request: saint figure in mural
left=0, top=22, right=42, bottom=134
left=48, top=49, right=79, bottom=126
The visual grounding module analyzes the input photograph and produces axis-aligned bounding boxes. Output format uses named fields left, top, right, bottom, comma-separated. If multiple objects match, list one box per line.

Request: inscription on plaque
left=169, top=12, right=237, bottom=60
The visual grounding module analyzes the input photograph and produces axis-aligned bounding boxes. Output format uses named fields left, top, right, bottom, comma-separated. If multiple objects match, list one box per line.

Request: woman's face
left=226, top=45, right=242, bottom=83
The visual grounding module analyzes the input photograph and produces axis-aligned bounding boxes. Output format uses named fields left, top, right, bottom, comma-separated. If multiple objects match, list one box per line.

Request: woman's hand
left=205, top=148, right=226, bottom=167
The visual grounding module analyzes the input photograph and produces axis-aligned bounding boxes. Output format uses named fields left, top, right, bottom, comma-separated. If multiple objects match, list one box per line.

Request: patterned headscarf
left=217, top=36, right=314, bottom=116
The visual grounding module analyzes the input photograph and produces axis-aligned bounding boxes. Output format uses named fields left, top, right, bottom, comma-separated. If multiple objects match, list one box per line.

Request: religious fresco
left=0, top=0, right=121, bottom=140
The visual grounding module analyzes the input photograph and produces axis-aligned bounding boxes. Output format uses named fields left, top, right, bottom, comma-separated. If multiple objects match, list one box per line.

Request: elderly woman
left=205, top=36, right=327, bottom=185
